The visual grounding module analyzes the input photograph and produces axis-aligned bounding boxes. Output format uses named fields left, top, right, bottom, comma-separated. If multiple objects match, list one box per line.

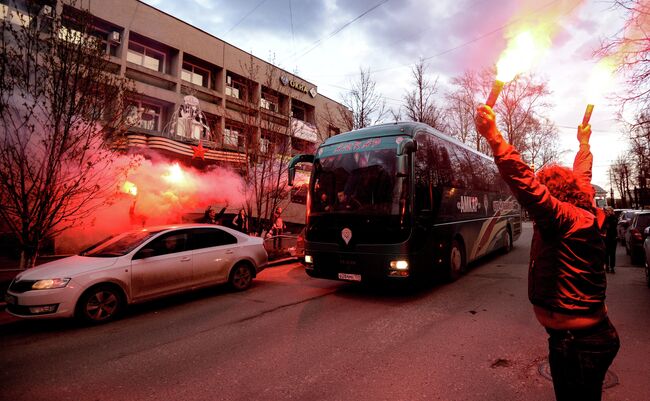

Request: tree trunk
left=19, top=247, right=38, bottom=270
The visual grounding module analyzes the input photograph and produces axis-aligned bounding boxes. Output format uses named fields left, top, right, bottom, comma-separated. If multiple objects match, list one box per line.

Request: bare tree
left=228, top=54, right=297, bottom=235
left=445, top=68, right=554, bottom=161
left=445, top=70, right=484, bottom=150
left=342, top=67, right=388, bottom=130
left=610, top=155, right=634, bottom=207
left=598, top=1, right=650, bottom=126
left=403, top=58, right=446, bottom=131
left=496, top=72, right=552, bottom=155
left=0, top=1, right=132, bottom=268
left=626, top=112, right=650, bottom=206
left=523, top=116, right=561, bottom=171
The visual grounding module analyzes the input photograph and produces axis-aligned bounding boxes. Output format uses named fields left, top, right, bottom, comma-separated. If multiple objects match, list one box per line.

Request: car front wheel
left=229, top=263, right=254, bottom=291
left=76, top=284, right=124, bottom=324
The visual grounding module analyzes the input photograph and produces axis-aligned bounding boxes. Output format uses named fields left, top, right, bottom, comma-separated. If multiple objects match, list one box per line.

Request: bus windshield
left=311, top=148, right=403, bottom=216
left=306, top=136, right=411, bottom=245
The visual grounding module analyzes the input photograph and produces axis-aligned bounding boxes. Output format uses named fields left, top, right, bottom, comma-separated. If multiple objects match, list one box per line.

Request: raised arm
left=573, top=124, right=596, bottom=202
left=475, top=104, right=575, bottom=231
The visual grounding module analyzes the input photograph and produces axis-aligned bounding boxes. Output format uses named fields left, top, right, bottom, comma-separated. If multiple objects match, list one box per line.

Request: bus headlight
left=304, top=255, right=313, bottom=264
left=389, top=260, right=409, bottom=270
left=389, top=260, right=409, bottom=277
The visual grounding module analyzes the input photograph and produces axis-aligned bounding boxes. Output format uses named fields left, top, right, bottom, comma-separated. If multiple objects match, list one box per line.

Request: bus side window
left=414, top=133, right=433, bottom=214
left=437, top=145, right=454, bottom=187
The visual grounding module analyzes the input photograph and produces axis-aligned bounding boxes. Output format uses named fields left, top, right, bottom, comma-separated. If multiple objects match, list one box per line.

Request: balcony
left=291, top=118, right=319, bottom=143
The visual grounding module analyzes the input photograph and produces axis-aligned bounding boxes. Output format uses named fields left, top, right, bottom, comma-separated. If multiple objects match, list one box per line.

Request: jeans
left=546, top=317, right=620, bottom=401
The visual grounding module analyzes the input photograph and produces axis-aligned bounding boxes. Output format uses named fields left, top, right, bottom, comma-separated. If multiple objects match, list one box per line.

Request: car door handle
left=180, top=257, right=191, bottom=262
left=225, top=250, right=234, bottom=254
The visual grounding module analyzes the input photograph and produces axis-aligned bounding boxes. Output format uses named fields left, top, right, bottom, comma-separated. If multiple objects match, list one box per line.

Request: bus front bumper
left=303, top=251, right=410, bottom=282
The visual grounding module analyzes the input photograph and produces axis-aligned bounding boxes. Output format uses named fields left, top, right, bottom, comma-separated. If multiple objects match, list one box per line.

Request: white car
left=5, top=224, right=268, bottom=323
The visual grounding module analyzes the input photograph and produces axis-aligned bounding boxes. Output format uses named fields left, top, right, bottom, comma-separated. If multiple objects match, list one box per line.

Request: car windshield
left=81, top=230, right=162, bottom=257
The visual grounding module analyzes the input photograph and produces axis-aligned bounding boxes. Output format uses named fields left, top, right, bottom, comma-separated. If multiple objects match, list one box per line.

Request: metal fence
left=262, top=234, right=303, bottom=262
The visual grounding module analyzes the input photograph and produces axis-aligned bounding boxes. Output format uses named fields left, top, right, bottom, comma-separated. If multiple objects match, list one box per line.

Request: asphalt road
left=1, top=223, right=649, bottom=401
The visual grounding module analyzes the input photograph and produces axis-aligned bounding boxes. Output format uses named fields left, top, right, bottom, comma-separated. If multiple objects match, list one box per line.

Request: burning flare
left=163, top=163, right=186, bottom=185
left=122, top=181, right=138, bottom=196
left=496, top=29, right=550, bottom=82
left=487, top=27, right=552, bottom=107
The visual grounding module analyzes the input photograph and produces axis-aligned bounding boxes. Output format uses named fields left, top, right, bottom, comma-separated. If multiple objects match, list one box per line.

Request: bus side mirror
left=397, top=138, right=417, bottom=156
left=396, top=139, right=416, bottom=177
left=287, top=154, right=314, bottom=186
left=397, top=155, right=409, bottom=177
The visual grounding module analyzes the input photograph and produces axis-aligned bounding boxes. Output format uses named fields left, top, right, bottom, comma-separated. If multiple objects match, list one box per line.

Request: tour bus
left=287, top=122, right=521, bottom=283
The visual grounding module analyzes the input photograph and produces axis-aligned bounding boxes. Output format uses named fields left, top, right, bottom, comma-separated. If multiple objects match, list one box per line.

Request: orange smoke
left=56, top=154, right=246, bottom=253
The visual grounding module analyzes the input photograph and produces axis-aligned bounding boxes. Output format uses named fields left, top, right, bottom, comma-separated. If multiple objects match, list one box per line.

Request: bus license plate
left=338, top=273, right=361, bottom=282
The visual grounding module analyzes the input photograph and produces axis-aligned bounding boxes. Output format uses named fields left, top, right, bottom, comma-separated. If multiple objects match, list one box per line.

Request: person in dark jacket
left=603, top=207, right=618, bottom=273
left=475, top=104, right=619, bottom=401
left=232, top=208, right=249, bottom=234
left=201, top=204, right=227, bottom=224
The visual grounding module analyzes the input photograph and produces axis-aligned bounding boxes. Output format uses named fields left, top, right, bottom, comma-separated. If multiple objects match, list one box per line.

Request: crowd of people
left=199, top=204, right=286, bottom=246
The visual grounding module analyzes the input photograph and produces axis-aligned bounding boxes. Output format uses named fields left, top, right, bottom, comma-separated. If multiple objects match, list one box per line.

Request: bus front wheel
left=447, top=239, right=466, bottom=282
left=502, top=229, right=513, bottom=253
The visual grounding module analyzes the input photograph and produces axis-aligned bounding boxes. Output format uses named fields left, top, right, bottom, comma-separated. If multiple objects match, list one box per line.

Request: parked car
left=643, top=227, right=650, bottom=287
left=625, top=211, right=650, bottom=264
left=5, top=224, right=268, bottom=323
left=617, top=210, right=638, bottom=244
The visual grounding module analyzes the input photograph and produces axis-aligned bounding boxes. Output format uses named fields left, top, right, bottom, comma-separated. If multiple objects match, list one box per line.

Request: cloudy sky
left=142, top=0, right=631, bottom=192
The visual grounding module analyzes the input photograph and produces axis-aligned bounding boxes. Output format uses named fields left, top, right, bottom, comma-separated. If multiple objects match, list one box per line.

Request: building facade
left=74, top=0, right=348, bottom=163
left=2, top=0, right=351, bottom=227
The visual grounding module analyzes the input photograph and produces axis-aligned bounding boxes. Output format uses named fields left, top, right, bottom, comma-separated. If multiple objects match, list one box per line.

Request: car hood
left=15, top=256, right=120, bottom=280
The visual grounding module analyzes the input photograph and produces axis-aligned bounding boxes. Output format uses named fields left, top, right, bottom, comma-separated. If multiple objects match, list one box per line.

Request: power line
left=310, top=0, right=566, bottom=79
left=223, top=0, right=269, bottom=37
left=287, top=0, right=390, bottom=63
left=288, top=0, right=295, bottom=55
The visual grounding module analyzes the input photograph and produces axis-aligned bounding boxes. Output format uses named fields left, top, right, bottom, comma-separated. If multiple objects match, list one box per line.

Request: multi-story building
left=2, top=0, right=351, bottom=226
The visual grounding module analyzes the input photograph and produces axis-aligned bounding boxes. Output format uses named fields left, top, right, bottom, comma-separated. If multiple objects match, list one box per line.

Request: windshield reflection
left=81, top=230, right=161, bottom=257
left=311, top=148, right=403, bottom=215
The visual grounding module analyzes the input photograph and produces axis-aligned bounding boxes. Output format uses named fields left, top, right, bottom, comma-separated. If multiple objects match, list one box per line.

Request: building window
left=1, top=3, right=33, bottom=27
left=182, top=62, right=210, bottom=88
left=291, top=104, right=305, bottom=121
left=127, top=41, right=165, bottom=73
left=127, top=100, right=162, bottom=131
left=226, top=75, right=248, bottom=101
left=260, top=93, right=278, bottom=112
left=259, top=137, right=270, bottom=154
left=223, top=126, right=241, bottom=148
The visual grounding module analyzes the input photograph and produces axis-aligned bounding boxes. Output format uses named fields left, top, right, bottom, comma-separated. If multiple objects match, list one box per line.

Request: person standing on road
left=232, top=208, right=249, bottom=234
left=603, top=207, right=618, bottom=274
left=270, top=207, right=286, bottom=250
left=475, top=104, right=619, bottom=401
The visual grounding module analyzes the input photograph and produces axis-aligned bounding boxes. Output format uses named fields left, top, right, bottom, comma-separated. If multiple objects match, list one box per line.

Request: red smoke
left=56, top=153, right=245, bottom=253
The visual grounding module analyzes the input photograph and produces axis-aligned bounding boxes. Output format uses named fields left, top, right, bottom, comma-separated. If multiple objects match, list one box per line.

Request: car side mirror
left=134, top=248, right=155, bottom=260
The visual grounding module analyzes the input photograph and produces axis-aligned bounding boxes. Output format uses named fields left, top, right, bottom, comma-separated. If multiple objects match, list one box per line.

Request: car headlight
left=31, top=278, right=71, bottom=290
